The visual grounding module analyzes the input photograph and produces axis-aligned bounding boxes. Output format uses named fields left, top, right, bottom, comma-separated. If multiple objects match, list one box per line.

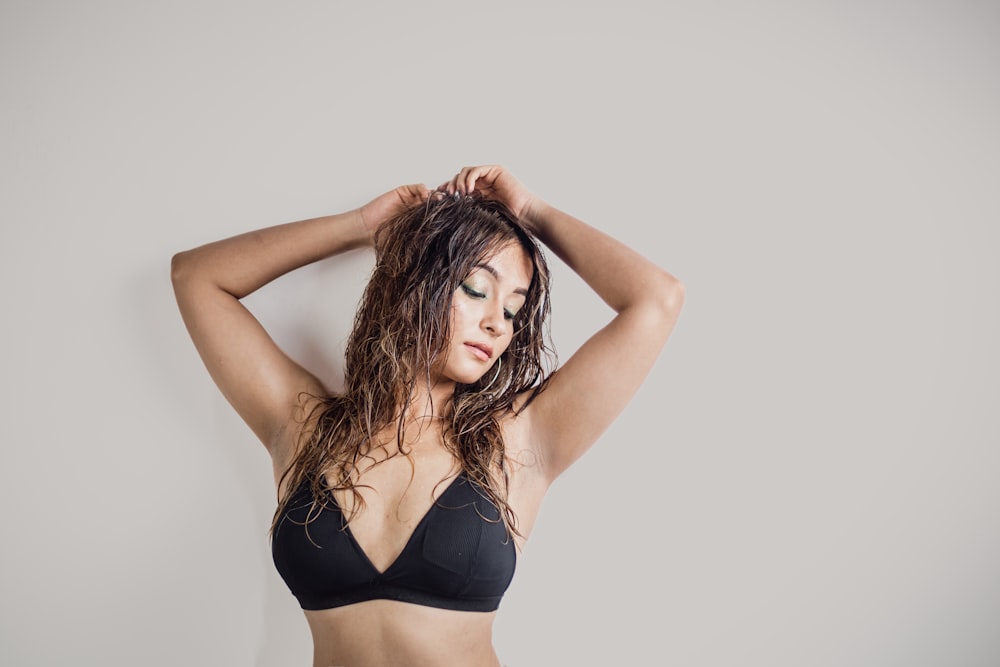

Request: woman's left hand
left=358, top=183, right=430, bottom=240
left=437, top=165, right=537, bottom=221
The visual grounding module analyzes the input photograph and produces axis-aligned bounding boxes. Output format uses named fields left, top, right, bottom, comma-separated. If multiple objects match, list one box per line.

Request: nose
left=481, top=301, right=506, bottom=337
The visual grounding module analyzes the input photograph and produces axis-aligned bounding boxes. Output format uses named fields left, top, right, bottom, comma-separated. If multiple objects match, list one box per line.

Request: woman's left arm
left=440, top=165, right=685, bottom=483
left=520, top=197, right=685, bottom=481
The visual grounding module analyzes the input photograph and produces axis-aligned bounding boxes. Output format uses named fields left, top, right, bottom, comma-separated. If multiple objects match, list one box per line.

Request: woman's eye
left=461, top=283, right=486, bottom=299
left=462, top=283, right=518, bottom=321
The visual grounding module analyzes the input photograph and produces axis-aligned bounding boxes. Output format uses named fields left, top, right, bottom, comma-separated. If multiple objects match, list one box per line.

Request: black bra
left=271, top=472, right=516, bottom=612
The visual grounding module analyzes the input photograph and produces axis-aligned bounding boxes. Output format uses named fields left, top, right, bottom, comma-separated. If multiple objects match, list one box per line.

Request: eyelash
left=461, top=283, right=516, bottom=321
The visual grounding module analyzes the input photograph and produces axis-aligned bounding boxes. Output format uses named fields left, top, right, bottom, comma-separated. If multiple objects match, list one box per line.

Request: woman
left=171, top=164, right=684, bottom=666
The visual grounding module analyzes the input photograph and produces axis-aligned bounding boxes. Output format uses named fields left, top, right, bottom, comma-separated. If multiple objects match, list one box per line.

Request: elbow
left=170, top=249, right=195, bottom=288
left=647, top=275, right=683, bottom=342
left=618, top=271, right=684, bottom=319
left=666, top=276, right=685, bottom=312
left=652, top=270, right=685, bottom=315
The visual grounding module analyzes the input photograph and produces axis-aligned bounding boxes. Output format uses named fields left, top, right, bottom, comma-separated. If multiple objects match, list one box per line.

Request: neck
left=403, top=377, right=456, bottom=422
left=369, top=379, right=453, bottom=458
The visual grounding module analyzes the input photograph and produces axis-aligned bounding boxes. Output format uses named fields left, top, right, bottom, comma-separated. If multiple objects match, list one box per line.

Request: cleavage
left=328, top=456, right=461, bottom=574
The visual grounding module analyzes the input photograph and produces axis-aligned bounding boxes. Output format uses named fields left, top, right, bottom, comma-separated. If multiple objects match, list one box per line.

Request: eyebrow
left=473, top=262, right=529, bottom=297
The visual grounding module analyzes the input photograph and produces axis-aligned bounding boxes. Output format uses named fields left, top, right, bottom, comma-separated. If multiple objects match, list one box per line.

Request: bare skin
left=172, top=165, right=684, bottom=666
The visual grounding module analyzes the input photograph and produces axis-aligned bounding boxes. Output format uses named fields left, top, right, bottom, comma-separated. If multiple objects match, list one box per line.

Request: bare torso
left=272, top=412, right=547, bottom=667
left=304, top=602, right=500, bottom=667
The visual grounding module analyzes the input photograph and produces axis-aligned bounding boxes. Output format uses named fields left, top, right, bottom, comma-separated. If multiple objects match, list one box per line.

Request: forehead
left=475, top=242, right=533, bottom=290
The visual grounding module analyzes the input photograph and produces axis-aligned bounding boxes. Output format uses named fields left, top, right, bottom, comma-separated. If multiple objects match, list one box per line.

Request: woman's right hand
left=358, top=183, right=430, bottom=239
left=436, top=165, right=538, bottom=222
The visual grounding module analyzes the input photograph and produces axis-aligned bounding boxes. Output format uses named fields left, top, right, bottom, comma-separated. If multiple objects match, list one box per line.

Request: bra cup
left=272, top=493, right=368, bottom=597
left=421, top=507, right=484, bottom=594
left=419, top=479, right=517, bottom=598
left=272, top=474, right=516, bottom=611
left=463, top=513, right=517, bottom=595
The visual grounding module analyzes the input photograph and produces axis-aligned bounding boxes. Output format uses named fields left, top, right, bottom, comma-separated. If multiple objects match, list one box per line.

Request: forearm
left=171, top=208, right=369, bottom=299
left=522, top=200, right=683, bottom=313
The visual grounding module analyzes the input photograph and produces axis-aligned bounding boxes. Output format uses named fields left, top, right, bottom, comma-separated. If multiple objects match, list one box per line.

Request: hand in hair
left=358, top=183, right=431, bottom=240
left=437, top=165, right=536, bottom=222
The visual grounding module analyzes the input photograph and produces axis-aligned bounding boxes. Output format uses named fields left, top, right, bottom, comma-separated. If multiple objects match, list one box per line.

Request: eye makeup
left=460, top=282, right=486, bottom=299
left=460, top=281, right=521, bottom=321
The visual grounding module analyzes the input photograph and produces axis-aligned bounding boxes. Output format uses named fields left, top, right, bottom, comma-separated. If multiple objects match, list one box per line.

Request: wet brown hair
left=269, top=193, right=555, bottom=541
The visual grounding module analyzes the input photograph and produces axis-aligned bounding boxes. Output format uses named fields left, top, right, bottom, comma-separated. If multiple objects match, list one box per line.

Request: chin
left=443, top=363, right=491, bottom=387
left=452, top=372, right=489, bottom=386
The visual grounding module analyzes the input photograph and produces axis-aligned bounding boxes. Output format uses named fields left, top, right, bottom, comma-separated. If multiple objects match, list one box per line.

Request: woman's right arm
left=170, top=185, right=428, bottom=462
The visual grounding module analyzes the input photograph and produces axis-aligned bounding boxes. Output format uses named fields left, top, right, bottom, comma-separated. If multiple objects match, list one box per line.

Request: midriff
left=304, top=599, right=501, bottom=667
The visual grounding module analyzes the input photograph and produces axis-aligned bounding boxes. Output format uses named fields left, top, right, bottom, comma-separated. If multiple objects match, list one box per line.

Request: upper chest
left=319, top=432, right=473, bottom=572
left=273, top=414, right=550, bottom=559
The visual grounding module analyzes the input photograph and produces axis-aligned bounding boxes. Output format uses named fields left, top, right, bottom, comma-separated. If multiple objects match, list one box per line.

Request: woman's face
left=437, top=241, right=534, bottom=386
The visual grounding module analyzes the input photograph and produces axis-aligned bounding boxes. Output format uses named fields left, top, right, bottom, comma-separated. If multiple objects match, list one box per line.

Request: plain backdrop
left=2, top=1, right=998, bottom=666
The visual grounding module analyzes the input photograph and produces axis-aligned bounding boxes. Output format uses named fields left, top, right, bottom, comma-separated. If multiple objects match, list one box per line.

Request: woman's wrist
left=349, top=207, right=377, bottom=247
left=518, top=195, right=548, bottom=235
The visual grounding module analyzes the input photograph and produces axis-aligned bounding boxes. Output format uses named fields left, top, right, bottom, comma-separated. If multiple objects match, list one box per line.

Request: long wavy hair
left=269, top=193, right=555, bottom=541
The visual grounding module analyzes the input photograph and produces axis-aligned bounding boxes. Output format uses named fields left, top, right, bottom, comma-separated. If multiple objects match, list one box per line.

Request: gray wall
left=2, top=1, right=998, bottom=665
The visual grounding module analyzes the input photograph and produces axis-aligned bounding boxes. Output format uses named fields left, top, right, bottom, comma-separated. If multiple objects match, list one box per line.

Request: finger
left=468, top=165, right=498, bottom=195
left=452, top=166, right=475, bottom=195
left=450, top=174, right=462, bottom=194
left=411, top=184, right=430, bottom=204
left=446, top=167, right=465, bottom=195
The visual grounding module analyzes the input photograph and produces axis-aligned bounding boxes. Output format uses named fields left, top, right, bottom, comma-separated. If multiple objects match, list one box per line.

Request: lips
left=465, top=342, right=493, bottom=362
